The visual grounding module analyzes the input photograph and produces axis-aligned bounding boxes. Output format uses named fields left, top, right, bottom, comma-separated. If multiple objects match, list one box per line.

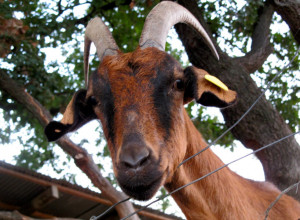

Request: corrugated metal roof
left=0, top=171, right=46, bottom=206
left=0, top=161, right=182, bottom=220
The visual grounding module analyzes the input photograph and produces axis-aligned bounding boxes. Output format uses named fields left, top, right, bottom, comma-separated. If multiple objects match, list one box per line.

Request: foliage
left=0, top=0, right=299, bottom=214
left=199, top=0, right=299, bottom=132
left=159, top=188, right=171, bottom=212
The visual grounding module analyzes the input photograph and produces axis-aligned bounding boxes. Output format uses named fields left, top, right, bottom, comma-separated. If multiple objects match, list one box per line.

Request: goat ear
left=184, top=66, right=237, bottom=108
left=45, top=89, right=96, bottom=142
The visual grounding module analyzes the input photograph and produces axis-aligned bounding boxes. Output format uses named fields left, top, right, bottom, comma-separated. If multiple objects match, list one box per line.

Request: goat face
left=45, top=2, right=237, bottom=201
left=91, top=48, right=190, bottom=200
left=45, top=47, right=236, bottom=200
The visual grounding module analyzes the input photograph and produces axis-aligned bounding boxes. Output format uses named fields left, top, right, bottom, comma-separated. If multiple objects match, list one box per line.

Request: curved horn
left=84, top=17, right=119, bottom=87
left=139, top=1, right=219, bottom=59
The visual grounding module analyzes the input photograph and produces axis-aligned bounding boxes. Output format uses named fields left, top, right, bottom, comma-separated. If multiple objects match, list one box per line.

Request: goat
left=45, top=2, right=300, bottom=219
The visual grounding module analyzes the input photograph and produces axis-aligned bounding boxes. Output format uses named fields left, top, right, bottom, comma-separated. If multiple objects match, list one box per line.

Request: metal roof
left=0, top=161, right=182, bottom=220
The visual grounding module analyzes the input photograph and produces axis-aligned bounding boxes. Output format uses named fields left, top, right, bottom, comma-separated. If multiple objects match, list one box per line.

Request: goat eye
left=88, top=96, right=98, bottom=106
left=174, top=79, right=185, bottom=91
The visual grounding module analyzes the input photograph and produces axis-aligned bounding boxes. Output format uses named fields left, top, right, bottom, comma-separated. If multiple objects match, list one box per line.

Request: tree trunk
left=0, top=69, right=139, bottom=219
left=175, top=0, right=300, bottom=201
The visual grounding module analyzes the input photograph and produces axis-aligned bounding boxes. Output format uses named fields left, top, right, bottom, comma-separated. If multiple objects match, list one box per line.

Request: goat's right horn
left=139, top=1, right=219, bottom=60
left=84, top=17, right=119, bottom=87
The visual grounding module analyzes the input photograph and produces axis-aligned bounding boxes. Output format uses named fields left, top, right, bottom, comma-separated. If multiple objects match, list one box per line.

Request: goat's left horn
left=139, top=1, right=219, bottom=59
left=84, top=17, right=119, bottom=87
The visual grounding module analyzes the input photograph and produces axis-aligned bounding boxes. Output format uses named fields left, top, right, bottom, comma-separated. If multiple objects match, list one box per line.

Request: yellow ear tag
left=204, top=74, right=229, bottom=91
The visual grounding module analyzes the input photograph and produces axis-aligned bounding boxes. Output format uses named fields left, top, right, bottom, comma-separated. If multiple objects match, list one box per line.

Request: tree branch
left=235, top=2, right=274, bottom=73
left=74, top=0, right=133, bottom=26
left=57, top=0, right=63, bottom=15
left=270, top=0, right=300, bottom=44
left=234, top=45, right=274, bottom=73
left=251, top=2, right=274, bottom=51
left=0, top=69, right=139, bottom=219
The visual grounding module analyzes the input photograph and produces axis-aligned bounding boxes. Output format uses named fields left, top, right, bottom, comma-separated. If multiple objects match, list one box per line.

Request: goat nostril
left=120, top=145, right=150, bottom=169
left=139, top=155, right=149, bottom=166
left=123, top=157, right=149, bottom=169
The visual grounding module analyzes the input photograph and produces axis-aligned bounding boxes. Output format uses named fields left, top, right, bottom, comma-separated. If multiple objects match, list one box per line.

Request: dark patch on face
left=127, top=60, right=141, bottom=76
left=183, top=66, right=198, bottom=103
left=92, top=70, right=115, bottom=143
left=150, top=55, right=179, bottom=140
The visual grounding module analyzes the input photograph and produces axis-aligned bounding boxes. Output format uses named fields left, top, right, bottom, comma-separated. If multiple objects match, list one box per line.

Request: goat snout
left=119, top=134, right=150, bottom=169
left=120, top=142, right=150, bottom=169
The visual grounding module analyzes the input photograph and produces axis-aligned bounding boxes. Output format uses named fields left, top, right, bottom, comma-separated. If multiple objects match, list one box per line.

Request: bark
left=175, top=0, right=300, bottom=201
left=235, top=2, right=274, bottom=73
left=0, top=69, right=139, bottom=219
left=269, top=0, right=300, bottom=44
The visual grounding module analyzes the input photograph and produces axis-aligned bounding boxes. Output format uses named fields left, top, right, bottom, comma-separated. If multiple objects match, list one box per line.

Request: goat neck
left=164, top=110, right=300, bottom=220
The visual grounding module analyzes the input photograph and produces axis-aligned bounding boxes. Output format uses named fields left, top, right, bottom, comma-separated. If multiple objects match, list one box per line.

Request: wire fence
left=91, top=46, right=300, bottom=220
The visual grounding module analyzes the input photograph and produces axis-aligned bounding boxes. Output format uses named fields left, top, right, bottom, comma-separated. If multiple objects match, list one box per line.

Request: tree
left=0, top=0, right=299, bottom=218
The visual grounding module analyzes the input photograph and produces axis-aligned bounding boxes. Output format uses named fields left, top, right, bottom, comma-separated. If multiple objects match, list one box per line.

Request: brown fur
left=165, top=111, right=300, bottom=219
left=95, top=48, right=300, bottom=219
left=50, top=47, right=300, bottom=219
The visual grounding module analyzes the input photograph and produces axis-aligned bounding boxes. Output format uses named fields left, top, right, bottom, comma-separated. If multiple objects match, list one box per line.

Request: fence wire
left=264, top=180, right=300, bottom=220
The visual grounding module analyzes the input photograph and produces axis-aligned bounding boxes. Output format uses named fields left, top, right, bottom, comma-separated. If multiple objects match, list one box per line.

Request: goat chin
left=118, top=175, right=163, bottom=201
left=116, top=162, right=167, bottom=201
